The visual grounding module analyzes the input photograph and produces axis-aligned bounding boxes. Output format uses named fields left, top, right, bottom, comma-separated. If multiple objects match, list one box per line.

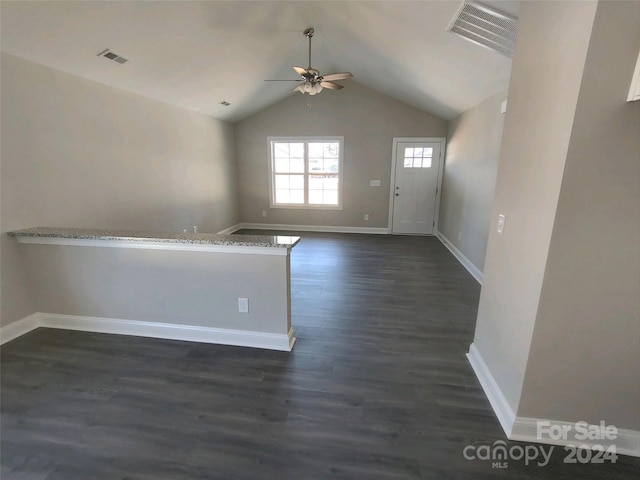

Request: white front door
left=391, top=140, right=442, bottom=235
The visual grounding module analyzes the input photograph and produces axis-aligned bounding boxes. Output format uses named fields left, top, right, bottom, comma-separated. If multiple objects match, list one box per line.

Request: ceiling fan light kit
left=265, top=27, right=353, bottom=95
left=300, top=81, right=323, bottom=95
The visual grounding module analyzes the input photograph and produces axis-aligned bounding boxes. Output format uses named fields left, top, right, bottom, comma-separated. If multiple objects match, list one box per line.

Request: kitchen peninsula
left=8, top=227, right=300, bottom=351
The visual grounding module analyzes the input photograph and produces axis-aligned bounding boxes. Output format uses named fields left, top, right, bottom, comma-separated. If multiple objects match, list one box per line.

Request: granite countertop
left=9, top=227, right=300, bottom=249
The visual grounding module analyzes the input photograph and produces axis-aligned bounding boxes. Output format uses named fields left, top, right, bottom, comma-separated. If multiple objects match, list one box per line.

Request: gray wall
left=235, top=81, right=447, bottom=228
left=474, top=0, right=640, bottom=434
left=1, top=54, right=239, bottom=326
left=473, top=0, right=599, bottom=413
left=439, top=90, right=508, bottom=273
left=23, top=244, right=291, bottom=334
left=518, top=0, right=640, bottom=429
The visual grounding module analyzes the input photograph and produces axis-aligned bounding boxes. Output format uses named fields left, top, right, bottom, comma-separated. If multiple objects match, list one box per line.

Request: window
left=403, top=147, right=433, bottom=168
left=269, top=137, right=343, bottom=209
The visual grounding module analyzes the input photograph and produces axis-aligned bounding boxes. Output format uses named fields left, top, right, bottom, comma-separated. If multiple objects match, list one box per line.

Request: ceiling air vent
left=97, top=48, right=128, bottom=64
left=447, top=1, right=517, bottom=58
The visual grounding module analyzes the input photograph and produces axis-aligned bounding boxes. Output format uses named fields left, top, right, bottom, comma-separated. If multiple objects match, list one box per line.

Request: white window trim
left=268, top=136, right=344, bottom=210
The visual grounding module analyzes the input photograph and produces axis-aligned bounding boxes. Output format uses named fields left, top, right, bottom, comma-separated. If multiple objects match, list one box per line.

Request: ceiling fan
left=265, top=27, right=353, bottom=95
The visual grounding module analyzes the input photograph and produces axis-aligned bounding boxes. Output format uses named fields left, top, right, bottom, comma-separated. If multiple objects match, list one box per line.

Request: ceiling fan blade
left=321, top=72, right=353, bottom=82
left=264, top=79, right=303, bottom=82
left=293, top=66, right=307, bottom=76
left=320, top=81, right=344, bottom=90
left=293, top=84, right=305, bottom=93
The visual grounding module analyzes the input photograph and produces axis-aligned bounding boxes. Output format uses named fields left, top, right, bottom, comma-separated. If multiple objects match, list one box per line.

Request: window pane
left=290, top=175, right=304, bottom=189
left=275, top=158, right=289, bottom=173
left=309, top=175, right=338, bottom=191
left=274, top=143, right=289, bottom=158
left=275, top=174, right=289, bottom=189
left=290, top=190, right=304, bottom=204
left=404, top=147, right=414, bottom=157
left=308, top=143, right=324, bottom=158
left=309, top=176, right=323, bottom=190
left=423, top=147, right=433, bottom=156
left=423, top=158, right=432, bottom=168
left=290, top=143, right=304, bottom=157
left=324, top=190, right=338, bottom=205
left=275, top=190, right=289, bottom=203
left=274, top=142, right=305, bottom=173
left=309, top=158, right=323, bottom=172
left=324, top=143, right=339, bottom=158
left=413, top=158, right=422, bottom=168
left=290, top=157, right=304, bottom=173
left=309, top=142, right=339, bottom=173
left=308, top=190, right=323, bottom=204
left=323, top=158, right=339, bottom=172
left=404, top=157, right=413, bottom=168
left=324, top=176, right=339, bottom=190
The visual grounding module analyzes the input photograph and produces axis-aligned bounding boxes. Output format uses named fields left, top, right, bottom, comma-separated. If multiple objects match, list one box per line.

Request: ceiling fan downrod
left=304, top=27, right=314, bottom=71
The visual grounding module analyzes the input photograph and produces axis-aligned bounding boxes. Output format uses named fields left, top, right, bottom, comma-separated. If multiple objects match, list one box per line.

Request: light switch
left=497, top=214, right=506, bottom=234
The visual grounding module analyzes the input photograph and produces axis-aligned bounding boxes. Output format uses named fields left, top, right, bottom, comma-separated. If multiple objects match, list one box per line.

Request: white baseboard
left=467, top=343, right=517, bottom=436
left=435, top=230, right=483, bottom=284
left=235, top=222, right=389, bottom=235
left=0, top=313, right=40, bottom=344
left=216, top=223, right=243, bottom=234
left=467, top=343, right=640, bottom=458
left=1, top=313, right=295, bottom=352
left=511, top=417, right=640, bottom=458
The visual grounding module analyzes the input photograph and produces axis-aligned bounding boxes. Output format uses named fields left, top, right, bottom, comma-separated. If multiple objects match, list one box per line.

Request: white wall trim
left=287, top=327, right=297, bottom=350
left=13, top=235, right=290, bottom=256
left=235, top=223, right=389, bottom=235
left=467, top=342, right=640, bottom=458
left=467, top=343, right=517, bottom=437
left=2, top=313, right=295, bottom=352
left=0, top=313, right=41, bottom=344
left=216, top=223, right=243, bottom=234
left=435, top=230, right=483, bottom=284
left=511, top=417, right=640, bottom=458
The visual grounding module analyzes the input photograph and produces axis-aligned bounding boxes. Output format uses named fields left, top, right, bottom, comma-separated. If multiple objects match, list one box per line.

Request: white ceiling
left=0, top=0, right=518, bottom=123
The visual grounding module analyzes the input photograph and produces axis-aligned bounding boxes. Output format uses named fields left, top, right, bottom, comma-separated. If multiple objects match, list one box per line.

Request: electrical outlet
left=262, top=211, right=267, bottom=217
left=370, top=180, right=381, bottom=187
left=458, top=231, right=462, bottom=241
left=193, top=226, right=198, bottom=233
left=238, top=297, right=249, bottom=313
left=364, top=214, right=369, bottom=221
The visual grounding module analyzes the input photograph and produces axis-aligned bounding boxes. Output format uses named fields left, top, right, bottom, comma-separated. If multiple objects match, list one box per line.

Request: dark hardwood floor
left=2, top=231, right=638, bottom=479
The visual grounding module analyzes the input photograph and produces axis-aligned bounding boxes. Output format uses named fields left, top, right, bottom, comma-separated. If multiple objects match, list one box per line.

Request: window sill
left=270, top=204, right=343, bottom=211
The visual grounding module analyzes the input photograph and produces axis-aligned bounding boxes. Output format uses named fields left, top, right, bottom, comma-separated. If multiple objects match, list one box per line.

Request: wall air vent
left=97, top=48, right=128, bottom=64
left=447, top=1, right=517, bottom=58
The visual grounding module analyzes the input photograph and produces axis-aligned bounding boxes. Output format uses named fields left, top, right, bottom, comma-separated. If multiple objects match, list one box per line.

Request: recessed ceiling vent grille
left=97, top=48, right=128, bottom=64
left=447, top=1, right=517, bottom=58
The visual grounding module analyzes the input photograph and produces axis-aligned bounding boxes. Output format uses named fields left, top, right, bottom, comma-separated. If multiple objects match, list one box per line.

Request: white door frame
left=388, top=137, right=447, bottom=234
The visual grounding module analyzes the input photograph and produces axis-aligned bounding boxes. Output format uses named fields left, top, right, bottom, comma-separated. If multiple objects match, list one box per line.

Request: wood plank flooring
left=2, top=231, right=638, bottom=479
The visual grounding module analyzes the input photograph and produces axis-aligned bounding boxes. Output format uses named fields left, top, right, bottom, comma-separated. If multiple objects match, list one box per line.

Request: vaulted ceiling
left=0, top=0, right=518, bottom=123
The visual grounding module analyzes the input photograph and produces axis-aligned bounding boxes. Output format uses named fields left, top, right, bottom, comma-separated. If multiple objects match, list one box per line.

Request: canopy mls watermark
left=463, top=420, right=620, bottom=469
